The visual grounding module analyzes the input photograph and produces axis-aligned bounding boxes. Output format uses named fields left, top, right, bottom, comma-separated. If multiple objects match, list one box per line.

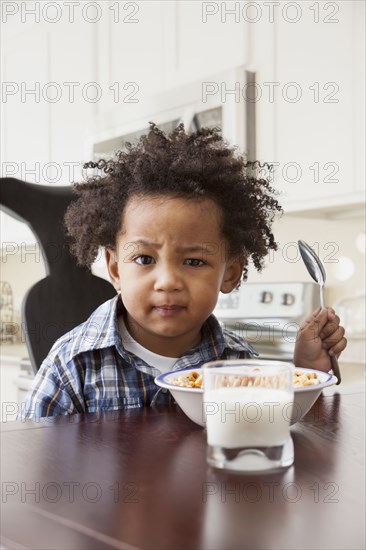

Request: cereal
left=173, top=372, right=203, bottom=388
left=171, top=369, right=320, bottom=389
left=293, top=370, right=319, bottom=387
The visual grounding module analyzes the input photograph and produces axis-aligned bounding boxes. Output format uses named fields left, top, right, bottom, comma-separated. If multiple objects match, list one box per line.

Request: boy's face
left=106, top=195, right=243, bottom=357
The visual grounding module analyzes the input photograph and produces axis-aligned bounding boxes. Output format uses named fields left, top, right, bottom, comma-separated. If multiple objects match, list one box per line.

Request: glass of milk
left=203, top=360, right=294, bottom=473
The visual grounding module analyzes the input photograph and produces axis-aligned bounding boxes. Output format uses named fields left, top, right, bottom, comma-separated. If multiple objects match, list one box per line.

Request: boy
left=22, top=124, right=346, bottom=419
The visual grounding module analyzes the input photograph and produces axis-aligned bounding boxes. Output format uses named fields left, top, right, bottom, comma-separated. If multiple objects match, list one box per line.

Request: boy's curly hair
left=65, top=123, right=282, bottom=281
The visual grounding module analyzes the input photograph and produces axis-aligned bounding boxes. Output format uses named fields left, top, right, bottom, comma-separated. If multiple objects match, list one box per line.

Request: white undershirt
left=118, top=315, right=178, bottom=373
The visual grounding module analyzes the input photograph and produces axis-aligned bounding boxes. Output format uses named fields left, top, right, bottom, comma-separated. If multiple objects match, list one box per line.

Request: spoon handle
left=320, top=285, right=325, bottom=309
left=320, top=286, right=341, bottom=384
left=330, top=354, right=342, bottom=385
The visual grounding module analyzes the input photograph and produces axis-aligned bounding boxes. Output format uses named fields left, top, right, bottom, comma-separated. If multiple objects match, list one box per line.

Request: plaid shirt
left=21, top=295, right=257, bottom=419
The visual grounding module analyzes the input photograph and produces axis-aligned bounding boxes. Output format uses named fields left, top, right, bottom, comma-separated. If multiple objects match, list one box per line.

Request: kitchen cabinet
left=161, top=1, right=248, bottom=87
left=94, top=0, right=166, bottom=115
left=96, top=1, right=248, bottom=111
left=47, top=19, right=97, bottom=179
left=99, top=1, right=247, bottom=98
left=96, top=0, right=364, bottom=216
left=1, top=29, right=49, bottom=176
left=1, top=14, right=97, bottom=244
left=1, top=0, right=364, bottom=245
left=1, top=17, right=96, bottom=182
left=1, top=26, right=49, bottom=244
left=251, top=0, right=365, bottom=216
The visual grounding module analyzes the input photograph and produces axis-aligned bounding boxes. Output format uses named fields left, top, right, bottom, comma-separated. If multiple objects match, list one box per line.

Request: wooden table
left=1, top=386, right=365, bottom=550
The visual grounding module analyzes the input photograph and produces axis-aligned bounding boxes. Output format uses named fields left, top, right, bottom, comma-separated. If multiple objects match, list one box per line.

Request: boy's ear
left=220, top=258, right=244, bottom=294
left=105, top=248, right=120, bottom=291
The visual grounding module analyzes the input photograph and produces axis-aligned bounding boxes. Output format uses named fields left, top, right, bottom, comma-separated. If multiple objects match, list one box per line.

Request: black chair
left=0, top=178, right=116, bottom=373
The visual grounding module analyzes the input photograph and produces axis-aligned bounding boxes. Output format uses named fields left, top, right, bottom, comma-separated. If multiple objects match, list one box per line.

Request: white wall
left=246, top=214, right=365, bottom=308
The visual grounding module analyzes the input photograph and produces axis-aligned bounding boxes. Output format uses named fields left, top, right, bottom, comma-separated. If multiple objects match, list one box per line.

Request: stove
left=214, top=282, right=320, bottom=360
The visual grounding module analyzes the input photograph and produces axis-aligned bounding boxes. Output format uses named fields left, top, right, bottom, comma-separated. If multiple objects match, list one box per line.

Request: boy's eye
left=184, top=258, right=205, bottom=267
left=134, top=255, right=155, bottom=265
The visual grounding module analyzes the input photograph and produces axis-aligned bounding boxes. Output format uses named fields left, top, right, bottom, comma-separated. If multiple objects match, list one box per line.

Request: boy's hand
left=293, top=307, right=347, bottom=373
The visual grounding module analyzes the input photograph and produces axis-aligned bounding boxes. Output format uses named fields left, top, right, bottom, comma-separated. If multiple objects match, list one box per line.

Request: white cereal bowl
left=155, top=362, right=338, bottom=426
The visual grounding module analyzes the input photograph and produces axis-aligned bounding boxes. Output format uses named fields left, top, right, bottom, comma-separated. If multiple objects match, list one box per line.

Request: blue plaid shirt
left=21, top=296, right=257, bottom=419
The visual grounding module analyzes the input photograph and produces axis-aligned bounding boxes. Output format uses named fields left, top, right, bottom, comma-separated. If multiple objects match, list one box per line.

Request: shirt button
left=162, top=389, right=167, bottom=394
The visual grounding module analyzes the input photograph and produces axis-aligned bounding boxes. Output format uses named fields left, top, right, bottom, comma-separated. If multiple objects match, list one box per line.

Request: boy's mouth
left=154, top=305, right=185, bottom=316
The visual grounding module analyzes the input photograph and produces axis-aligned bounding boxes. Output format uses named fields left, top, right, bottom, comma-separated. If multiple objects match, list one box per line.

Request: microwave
left=87, top=66, right=256, bottom=161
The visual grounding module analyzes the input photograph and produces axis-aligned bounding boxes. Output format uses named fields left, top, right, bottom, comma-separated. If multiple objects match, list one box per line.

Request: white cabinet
left=47, top=18, right=97, bottom=178
left=101, top=1, right=248, bottom=104
left=87, top=2, right=250, bottom=159
left=102, top=1, right=166, bottom=110
left=1, top=24, right=49, bottom=244
left=162, top=1, right=248, bottom=87
left=1, top=14, right=98, bottom=244
left=1, top=0, right=363, bottom=226
left=2, top=17, right=97, bottom=183
left=252, top=0, right=365, bottom=216
left=1, top=28, right=49, bottom=178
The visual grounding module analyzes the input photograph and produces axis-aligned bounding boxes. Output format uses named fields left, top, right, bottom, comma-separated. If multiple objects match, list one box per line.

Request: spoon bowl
left=298, top=240, right=326, bottom=307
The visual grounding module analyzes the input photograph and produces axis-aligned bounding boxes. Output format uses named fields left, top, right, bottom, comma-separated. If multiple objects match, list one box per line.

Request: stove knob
left=282, top=293, right=295, bottom=306
left=261, top=291, right=273, bottom=304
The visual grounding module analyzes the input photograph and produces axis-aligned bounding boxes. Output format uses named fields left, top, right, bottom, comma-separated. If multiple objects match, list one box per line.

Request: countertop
left=0, top=342, right=29, bottom=364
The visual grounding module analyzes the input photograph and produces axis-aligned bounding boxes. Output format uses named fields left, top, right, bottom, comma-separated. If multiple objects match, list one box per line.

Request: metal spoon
left=298, top=240, right=341, bottom=385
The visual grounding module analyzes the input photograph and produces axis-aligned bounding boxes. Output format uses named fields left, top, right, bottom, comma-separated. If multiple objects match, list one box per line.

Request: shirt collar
left=170, top=313, right=257, bottom=370
left=68, top=294, right=123, bottom=360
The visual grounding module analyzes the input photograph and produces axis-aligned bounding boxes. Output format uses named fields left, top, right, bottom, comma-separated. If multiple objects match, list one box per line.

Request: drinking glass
left=203, top=360, right=294, bottom=473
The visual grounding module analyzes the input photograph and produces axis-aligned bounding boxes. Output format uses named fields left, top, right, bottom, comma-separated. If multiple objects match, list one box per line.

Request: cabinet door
left=47, top=18, right=96, bottom=180
left=1, top=12, right=100, bottom=245
left=108, top=1, right=166, bottom=100
left=270, top=1, right=364, bottom=213
left=1, top=25, right=50, bottom=244
left=163, top=1, right=248, bottom=87
left=2, top=27, right=49, bottom=180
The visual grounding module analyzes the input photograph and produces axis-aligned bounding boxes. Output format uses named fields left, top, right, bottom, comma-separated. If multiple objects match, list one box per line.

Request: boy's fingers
left=321, top=325, right=346, bottom=347
left=302, top=307, right=321, bottom=326
left=301, top=307, right=330, bottom=337
left=302, top=307, right=348, bottom=358
left=328, top=336, right=348, bottom=357
left=319, top=313, right=341, bottom=339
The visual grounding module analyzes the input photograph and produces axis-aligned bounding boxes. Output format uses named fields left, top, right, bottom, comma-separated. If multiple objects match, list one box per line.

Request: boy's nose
left=153, top=264, right=184, bottom=292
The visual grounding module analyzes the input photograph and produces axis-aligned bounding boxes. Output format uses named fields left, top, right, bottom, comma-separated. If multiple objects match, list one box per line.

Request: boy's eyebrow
left=131, top=240, right=213, bottom=253
left=177, top=245, right=210, bottom=253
